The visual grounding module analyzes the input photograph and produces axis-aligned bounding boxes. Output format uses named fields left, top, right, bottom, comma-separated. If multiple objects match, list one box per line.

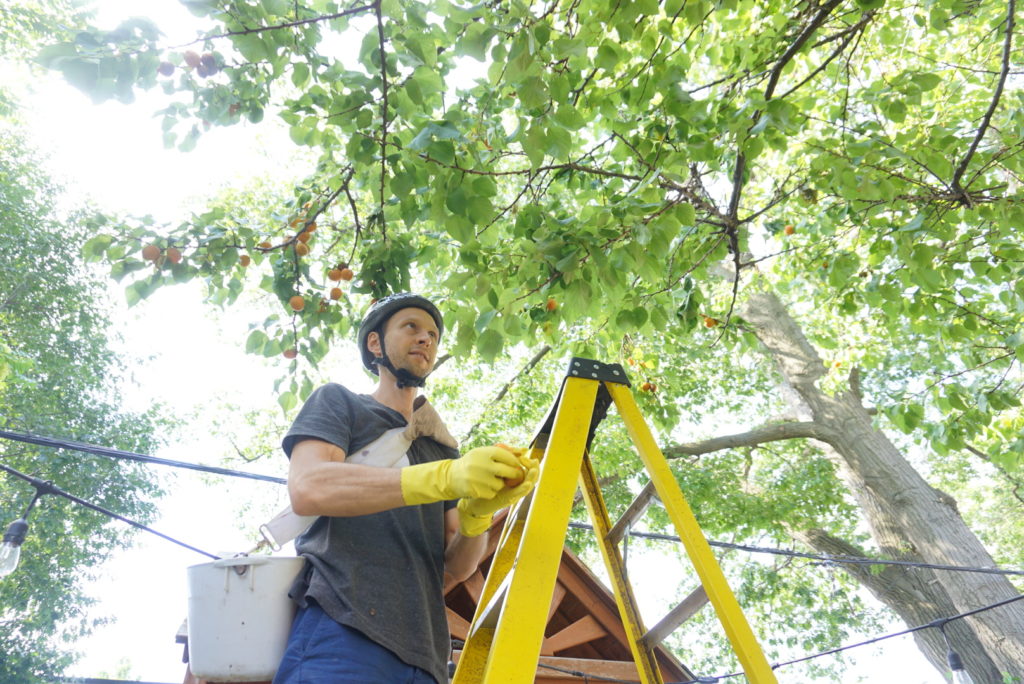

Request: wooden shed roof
left=444, top=514, right=695, bottom=683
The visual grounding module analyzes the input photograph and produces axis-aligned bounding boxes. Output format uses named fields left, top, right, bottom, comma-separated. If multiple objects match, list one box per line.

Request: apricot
left=239, top=254, right=251, bottom=267
left=141, top=244, right=161, bottom=261
left=330, top=287, right=342, bottom=300
left=295, top=242, right=310, bottom=257
left=784, top=224, right=795, bottom=236
left=282, top=348, right=297, bottom=359
left=328, top=268, right=344, bottom=281
left=166, top=247, right=182, bottom=264
left=183, top=50, right=201, bottom=68
left=339, top=267, right=354, bottom=281
left=289, top=295, right=305, bottom=312
left=546, top=298, right=557, bottom=311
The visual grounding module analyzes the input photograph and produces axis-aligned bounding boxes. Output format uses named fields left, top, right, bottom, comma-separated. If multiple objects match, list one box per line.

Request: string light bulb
left=0, top=518, right=28, bottom=577
left=937, top=620, right=975, bottom=684
left=947, top=649, right=974, bottom=684
left=0, top=479, right=50, bottom=578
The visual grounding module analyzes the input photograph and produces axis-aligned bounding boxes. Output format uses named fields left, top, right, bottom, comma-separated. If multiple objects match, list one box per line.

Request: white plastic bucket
left=187, top=555, right=305, bottom=682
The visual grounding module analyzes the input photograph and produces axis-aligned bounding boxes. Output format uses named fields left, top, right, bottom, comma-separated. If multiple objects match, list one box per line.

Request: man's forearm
left=289, top=459, right=406, bottom=517
left=444, top=527, right=490, bottom=584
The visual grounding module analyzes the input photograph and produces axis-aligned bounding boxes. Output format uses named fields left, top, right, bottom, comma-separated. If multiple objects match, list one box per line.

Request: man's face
left=370, top=306, right=440, bottom=376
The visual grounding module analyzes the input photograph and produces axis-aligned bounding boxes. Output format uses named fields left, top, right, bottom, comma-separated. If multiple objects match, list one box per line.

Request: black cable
left=0, top=461, right=220, bottom=560
left=0, top=428, right=286, bottom=484
left=7, top=427, right=1022, bottom=577
left=566, top=521, right=1024, bottom=577
left=670, top=593, right=1024, bottom=684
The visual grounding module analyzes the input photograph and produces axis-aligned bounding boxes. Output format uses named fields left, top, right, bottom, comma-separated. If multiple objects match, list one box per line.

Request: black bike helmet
left=357, top=293, right=444, bottom=387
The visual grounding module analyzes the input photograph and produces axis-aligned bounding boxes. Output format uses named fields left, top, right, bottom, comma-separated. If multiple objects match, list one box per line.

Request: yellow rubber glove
left=457, top=455, right=540, bottom=537
left=400, top=445, right=523, bottom=505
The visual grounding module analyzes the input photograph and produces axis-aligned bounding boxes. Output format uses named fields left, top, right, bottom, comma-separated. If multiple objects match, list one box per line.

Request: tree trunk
left=743, top=290, right=1024, bottom=681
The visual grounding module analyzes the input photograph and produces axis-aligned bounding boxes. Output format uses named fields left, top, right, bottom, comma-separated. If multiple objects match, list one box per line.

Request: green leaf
left=408, top=121, right=463, bottom=151
left=246, top=329, right=269, bottom=354
left=476, top=329, right=503, bottom=362
left=596, top=42, right=621, bottom=71
left=82, top=234, right=113, bottom=262
left=524, top=125, right=546, bottom=167
left=278, top=390, right=297, bottom=413
left=912, top=73, right=941, bottom=92
left=292, top=62, right=310, bottom=88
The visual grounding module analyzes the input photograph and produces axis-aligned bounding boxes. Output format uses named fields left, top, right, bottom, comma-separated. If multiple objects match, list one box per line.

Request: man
left=273, top=292, right=538, bottom=684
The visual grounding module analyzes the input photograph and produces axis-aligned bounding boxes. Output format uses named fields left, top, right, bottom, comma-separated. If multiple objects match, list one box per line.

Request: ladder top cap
left=564, top=357, right=631, bottom=387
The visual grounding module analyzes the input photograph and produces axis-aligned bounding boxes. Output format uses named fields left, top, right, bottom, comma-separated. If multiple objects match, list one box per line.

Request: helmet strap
left=373, top=330, right=428, bottom=389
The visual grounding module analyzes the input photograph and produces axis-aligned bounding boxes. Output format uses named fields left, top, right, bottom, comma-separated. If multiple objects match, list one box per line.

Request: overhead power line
left=0, top=461, right=219, bottom=560
left=566, top=521, right=1024, bottom=577
left=537, top=593, right=1024, bottom=683
left=0, top=429, right=286, bottom=484
left=5, top=429, right=1022, bottom=578
left=4, top=428, right=1023, bottom=680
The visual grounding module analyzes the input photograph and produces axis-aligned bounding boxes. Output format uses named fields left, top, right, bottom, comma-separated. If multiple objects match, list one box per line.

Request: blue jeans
left=273, top=602, right=439, bottom=684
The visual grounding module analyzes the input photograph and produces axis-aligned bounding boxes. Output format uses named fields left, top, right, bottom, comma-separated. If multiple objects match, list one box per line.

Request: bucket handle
left=212, top=555, right=272, bottom=569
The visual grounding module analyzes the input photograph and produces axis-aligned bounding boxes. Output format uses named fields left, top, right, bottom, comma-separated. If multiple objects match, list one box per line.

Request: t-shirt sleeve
left=282, top=384, right=353, bottom=458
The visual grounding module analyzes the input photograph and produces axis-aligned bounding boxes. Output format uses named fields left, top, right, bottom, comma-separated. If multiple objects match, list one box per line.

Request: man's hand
left=457, top=451, right=540, bottom=537
left=401, top=445, right=524, bottom=505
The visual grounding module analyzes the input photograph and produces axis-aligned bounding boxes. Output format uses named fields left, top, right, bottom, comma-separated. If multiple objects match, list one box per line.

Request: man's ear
left=366, top=330, right=382, bottom=357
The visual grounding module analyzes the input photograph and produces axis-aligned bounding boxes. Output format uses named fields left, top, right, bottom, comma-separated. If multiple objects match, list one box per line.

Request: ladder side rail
left=607, top=383, right=779, bottom=684
left=455, top=376, right=600, bottom=683
left=578, top=446, right=665, bottom=684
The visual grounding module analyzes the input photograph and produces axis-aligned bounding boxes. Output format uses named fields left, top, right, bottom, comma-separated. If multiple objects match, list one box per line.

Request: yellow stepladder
left=452, top=358, right=778, bottom=684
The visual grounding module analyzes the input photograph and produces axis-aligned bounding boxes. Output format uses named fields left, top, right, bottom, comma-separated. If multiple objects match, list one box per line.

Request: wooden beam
left=541, top=614, right=608, bottom=655
left=552, top=559, right=632, bottom=650
left=607, top=480, right=658, bottom=546
left=463, top=568, right=485, bottom=604
left=546, top=581, right=567, bottom=625
left=447, top=606, right=471, bottom=640
left=642, top=585, right=709, bottom=646
left=452, top=652, right=644, bottom=682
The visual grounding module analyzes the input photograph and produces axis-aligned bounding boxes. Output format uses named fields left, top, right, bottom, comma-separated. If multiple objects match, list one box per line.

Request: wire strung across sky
left=0, top=461, right=220, bottom=560
left=0, top=429, right=286, bottom=484
left=3, top=429, right=1024, bottom=680
left=536, top=593, right=1024, bottom=683
left=3, top=428, right=1023, bottom=578
left=565, top=522, right=1024, bottom=577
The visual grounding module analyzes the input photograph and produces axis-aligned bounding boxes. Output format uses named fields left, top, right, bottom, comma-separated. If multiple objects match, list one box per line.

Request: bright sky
left=5, top=1, right=950, bottom=682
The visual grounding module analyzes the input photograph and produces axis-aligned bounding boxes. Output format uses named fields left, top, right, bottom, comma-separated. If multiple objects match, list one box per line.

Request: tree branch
left=374, top=0, right=388, bottom=239
left=463, top=345, right=553, bottom=443
left=950, top=0, right=1016, bottom=197
left=192, top=3, right=376, bottom=44
left=664, top=421, right=838, bottom=458
left=727, top=0, right=844, bottom=221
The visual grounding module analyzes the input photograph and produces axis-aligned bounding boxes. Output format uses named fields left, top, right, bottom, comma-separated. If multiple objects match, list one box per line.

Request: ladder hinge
left=565, top=357, right=631, bottom=387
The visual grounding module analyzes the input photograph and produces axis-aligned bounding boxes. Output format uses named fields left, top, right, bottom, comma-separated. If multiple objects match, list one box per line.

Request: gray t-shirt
left=283, top=383, right=457, bottom=684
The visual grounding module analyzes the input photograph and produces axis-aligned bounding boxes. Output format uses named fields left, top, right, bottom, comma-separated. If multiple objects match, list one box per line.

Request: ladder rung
left=641, top=585, right=709, bottom=646
left=468, top=572, right=512, bottom=636
left=607, top=480, right=658, bottom=546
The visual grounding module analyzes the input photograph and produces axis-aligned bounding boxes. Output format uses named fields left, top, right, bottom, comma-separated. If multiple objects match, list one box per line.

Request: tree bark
left=740, top=290, right=1024, bottom=680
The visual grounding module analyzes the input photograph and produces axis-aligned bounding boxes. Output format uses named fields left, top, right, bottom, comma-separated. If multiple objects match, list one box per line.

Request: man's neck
left=371, top=371, right=419, bottom=420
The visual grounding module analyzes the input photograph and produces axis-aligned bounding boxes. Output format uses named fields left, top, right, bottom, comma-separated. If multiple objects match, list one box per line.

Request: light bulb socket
left=2, top=519, right=28, bottom=546
left=947, top=648, right=965, bottom=671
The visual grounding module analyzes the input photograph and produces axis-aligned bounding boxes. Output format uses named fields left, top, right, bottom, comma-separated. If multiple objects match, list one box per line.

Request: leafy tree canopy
left=0, top=124, right=170, bottom=682
left=40, top=0, right=1024, bottom=678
